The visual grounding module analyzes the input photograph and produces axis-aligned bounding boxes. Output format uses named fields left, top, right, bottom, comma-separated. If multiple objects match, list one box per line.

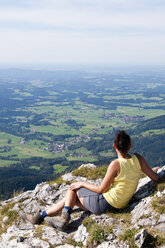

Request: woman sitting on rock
left=19, top=130, right=161, bottom=231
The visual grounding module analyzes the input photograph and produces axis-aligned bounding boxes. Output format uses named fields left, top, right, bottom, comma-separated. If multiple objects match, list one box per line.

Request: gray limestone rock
left=155, top=214, right=165, bottom=233
left=2, top=216, right=9, bottom=223
left=137, top=216, right=157, bottom=227
left=42, top=226, right=66, bottom=246
left=62, top=173, right=102, bottom=187
left=134, top=177, right=156, bottom=200
left=91, top=213, right=116, bottom=225
left=97, top=242, right=116, bottom=248
left=73, top=224, right=89, bottom=246
left=62, top=173, right=78, bottom=181
left=79, top=163, right=97, bottom=169
left=97, top=241, right=129, bottom=248
left=131, top=197, right=153, bottom=224
left=134, top=229, right=148, bottom=248
left=106, top=233, right=116, bottom=241
left=56, top=245, right=78, bottom=248
left=0, top=164, right=165, bottom=248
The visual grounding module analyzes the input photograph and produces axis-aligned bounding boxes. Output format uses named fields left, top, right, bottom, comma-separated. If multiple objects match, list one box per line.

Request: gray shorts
left=78, top=187, right=116, bottom=215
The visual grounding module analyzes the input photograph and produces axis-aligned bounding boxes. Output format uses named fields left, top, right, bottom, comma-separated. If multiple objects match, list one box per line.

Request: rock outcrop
left=0, top=164, right=165, bottom=248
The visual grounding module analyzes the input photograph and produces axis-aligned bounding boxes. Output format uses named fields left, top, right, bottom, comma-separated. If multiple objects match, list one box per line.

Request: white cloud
left=0, top=0, right=165, bottom=31
left=0, top=0, right=165, bottom=65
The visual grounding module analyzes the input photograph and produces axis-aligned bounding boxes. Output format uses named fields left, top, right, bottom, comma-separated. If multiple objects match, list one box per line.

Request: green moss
left=72, top=165, right=108, bottom=180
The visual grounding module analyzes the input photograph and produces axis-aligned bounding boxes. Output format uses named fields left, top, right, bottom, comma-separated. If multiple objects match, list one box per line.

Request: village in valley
left=0, top=68, right=164, bottom=180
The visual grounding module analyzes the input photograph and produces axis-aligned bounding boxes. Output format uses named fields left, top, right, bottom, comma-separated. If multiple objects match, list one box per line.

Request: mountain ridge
left=0, top=163, right=165, bottom=248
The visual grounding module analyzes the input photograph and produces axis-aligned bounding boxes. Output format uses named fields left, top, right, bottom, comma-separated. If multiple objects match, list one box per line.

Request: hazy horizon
left=0, top=63, right=165, bottom=72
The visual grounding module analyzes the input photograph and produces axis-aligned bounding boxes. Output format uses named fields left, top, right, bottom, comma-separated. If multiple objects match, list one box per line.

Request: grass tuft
left=107, top=211, right=131, bottom=226
left=119, top=228, right=137, bottom=248
left=13, top=188, right=24, bottom=198
left=82, top=216, right=95, bottom=231
left=82, top=216, right=113, bottom=246
left=156, top=177, right=165, bottom=192
left=48, top=177, right=69, bottom=185
left=72, top=165, right=108, bottom=180
left=145, top=229, right=165, bottom=247
left=152, top=196, right=165, bottom=214
left=0, top=202, right=19, bottom=235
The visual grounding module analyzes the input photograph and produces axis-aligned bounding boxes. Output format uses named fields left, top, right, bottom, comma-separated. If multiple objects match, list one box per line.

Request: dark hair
left=114, top=130, right=131, bottom=154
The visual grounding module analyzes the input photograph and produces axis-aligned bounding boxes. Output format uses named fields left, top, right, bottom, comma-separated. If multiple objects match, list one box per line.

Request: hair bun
left=114, top=130, right=131, bottom=154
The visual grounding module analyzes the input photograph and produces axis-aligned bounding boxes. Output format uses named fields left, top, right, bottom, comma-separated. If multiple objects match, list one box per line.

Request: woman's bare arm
left=69, top=160, right=120, bottom=193
left=152, top=167, right=160, bottom=172
left=135, top=153, right=159, bottom=181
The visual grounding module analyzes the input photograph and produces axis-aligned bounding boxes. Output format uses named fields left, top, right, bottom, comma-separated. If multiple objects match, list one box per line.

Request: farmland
left=0, top=68, right=165, bottom=167
left=0, top=67, right=165, bottom=199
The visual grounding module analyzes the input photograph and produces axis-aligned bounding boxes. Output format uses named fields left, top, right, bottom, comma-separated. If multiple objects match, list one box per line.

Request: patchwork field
left=0, top=68, right=165, bottom=172
left=0, top=67, right=165, bottom=200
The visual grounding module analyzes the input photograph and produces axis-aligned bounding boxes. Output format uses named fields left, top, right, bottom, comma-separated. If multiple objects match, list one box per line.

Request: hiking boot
left=45, top=209, right=71, bottom=231
left=19, top=210, right=44, bottom=224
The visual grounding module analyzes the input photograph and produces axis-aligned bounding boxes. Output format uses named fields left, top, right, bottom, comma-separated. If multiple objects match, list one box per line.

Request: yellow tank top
left=103, top=154, right=143, bottom=209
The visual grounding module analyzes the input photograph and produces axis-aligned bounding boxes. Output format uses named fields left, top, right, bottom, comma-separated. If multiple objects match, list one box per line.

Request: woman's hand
left=68, top=160, right=118, bottom=194
left=152, top=166, right=160, bottom=172
left=69, top=182, right=84, bottom=191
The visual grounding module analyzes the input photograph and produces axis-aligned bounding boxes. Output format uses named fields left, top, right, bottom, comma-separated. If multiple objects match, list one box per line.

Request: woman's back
left=103, top=154, right=143, bottom=209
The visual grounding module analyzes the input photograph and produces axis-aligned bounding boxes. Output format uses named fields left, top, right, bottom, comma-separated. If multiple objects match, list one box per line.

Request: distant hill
left=129, top=115, right=165, bottom=166
left=0, top=115, right=165, bottom=200
left=129, top=114, right=165, bottom=135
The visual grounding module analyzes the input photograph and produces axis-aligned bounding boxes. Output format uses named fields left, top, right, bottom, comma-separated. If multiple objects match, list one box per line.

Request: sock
left=64, top=206, right=72, bottom=215
left=40, top=210, right=47, bottom=219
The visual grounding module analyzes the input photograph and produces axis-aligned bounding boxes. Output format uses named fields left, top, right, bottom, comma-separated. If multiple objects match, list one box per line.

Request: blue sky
left=0, top=0, right=165, bottom=66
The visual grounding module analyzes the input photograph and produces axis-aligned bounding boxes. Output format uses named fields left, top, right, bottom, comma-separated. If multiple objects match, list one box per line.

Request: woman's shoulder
left=131, top=153, right=144, bottom=170
left=108, top=159, right=121, bottom=174
left=133, top=153, right=143, bottom=161
left=110, top=158, right=120, bottom=166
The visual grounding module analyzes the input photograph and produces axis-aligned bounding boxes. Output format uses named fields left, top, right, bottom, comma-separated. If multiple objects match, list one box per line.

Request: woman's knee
left=67, top=188, right=76, bottom=194
left=65, top=189, right=78, bottom=200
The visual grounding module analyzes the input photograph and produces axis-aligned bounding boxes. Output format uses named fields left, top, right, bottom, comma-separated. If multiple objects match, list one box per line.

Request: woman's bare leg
left=46, top=198, right=65, bottom=216
left=46, top=189, right=88, bottom=216
left=75, top=197, right=88, bottom=211
left=44, top=189, right=89, bottom=230
left=64, top=189, right=89, bottom=211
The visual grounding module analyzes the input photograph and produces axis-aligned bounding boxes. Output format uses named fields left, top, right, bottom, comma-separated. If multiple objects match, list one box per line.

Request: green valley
left=0, top=67, right=165, bottom=199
